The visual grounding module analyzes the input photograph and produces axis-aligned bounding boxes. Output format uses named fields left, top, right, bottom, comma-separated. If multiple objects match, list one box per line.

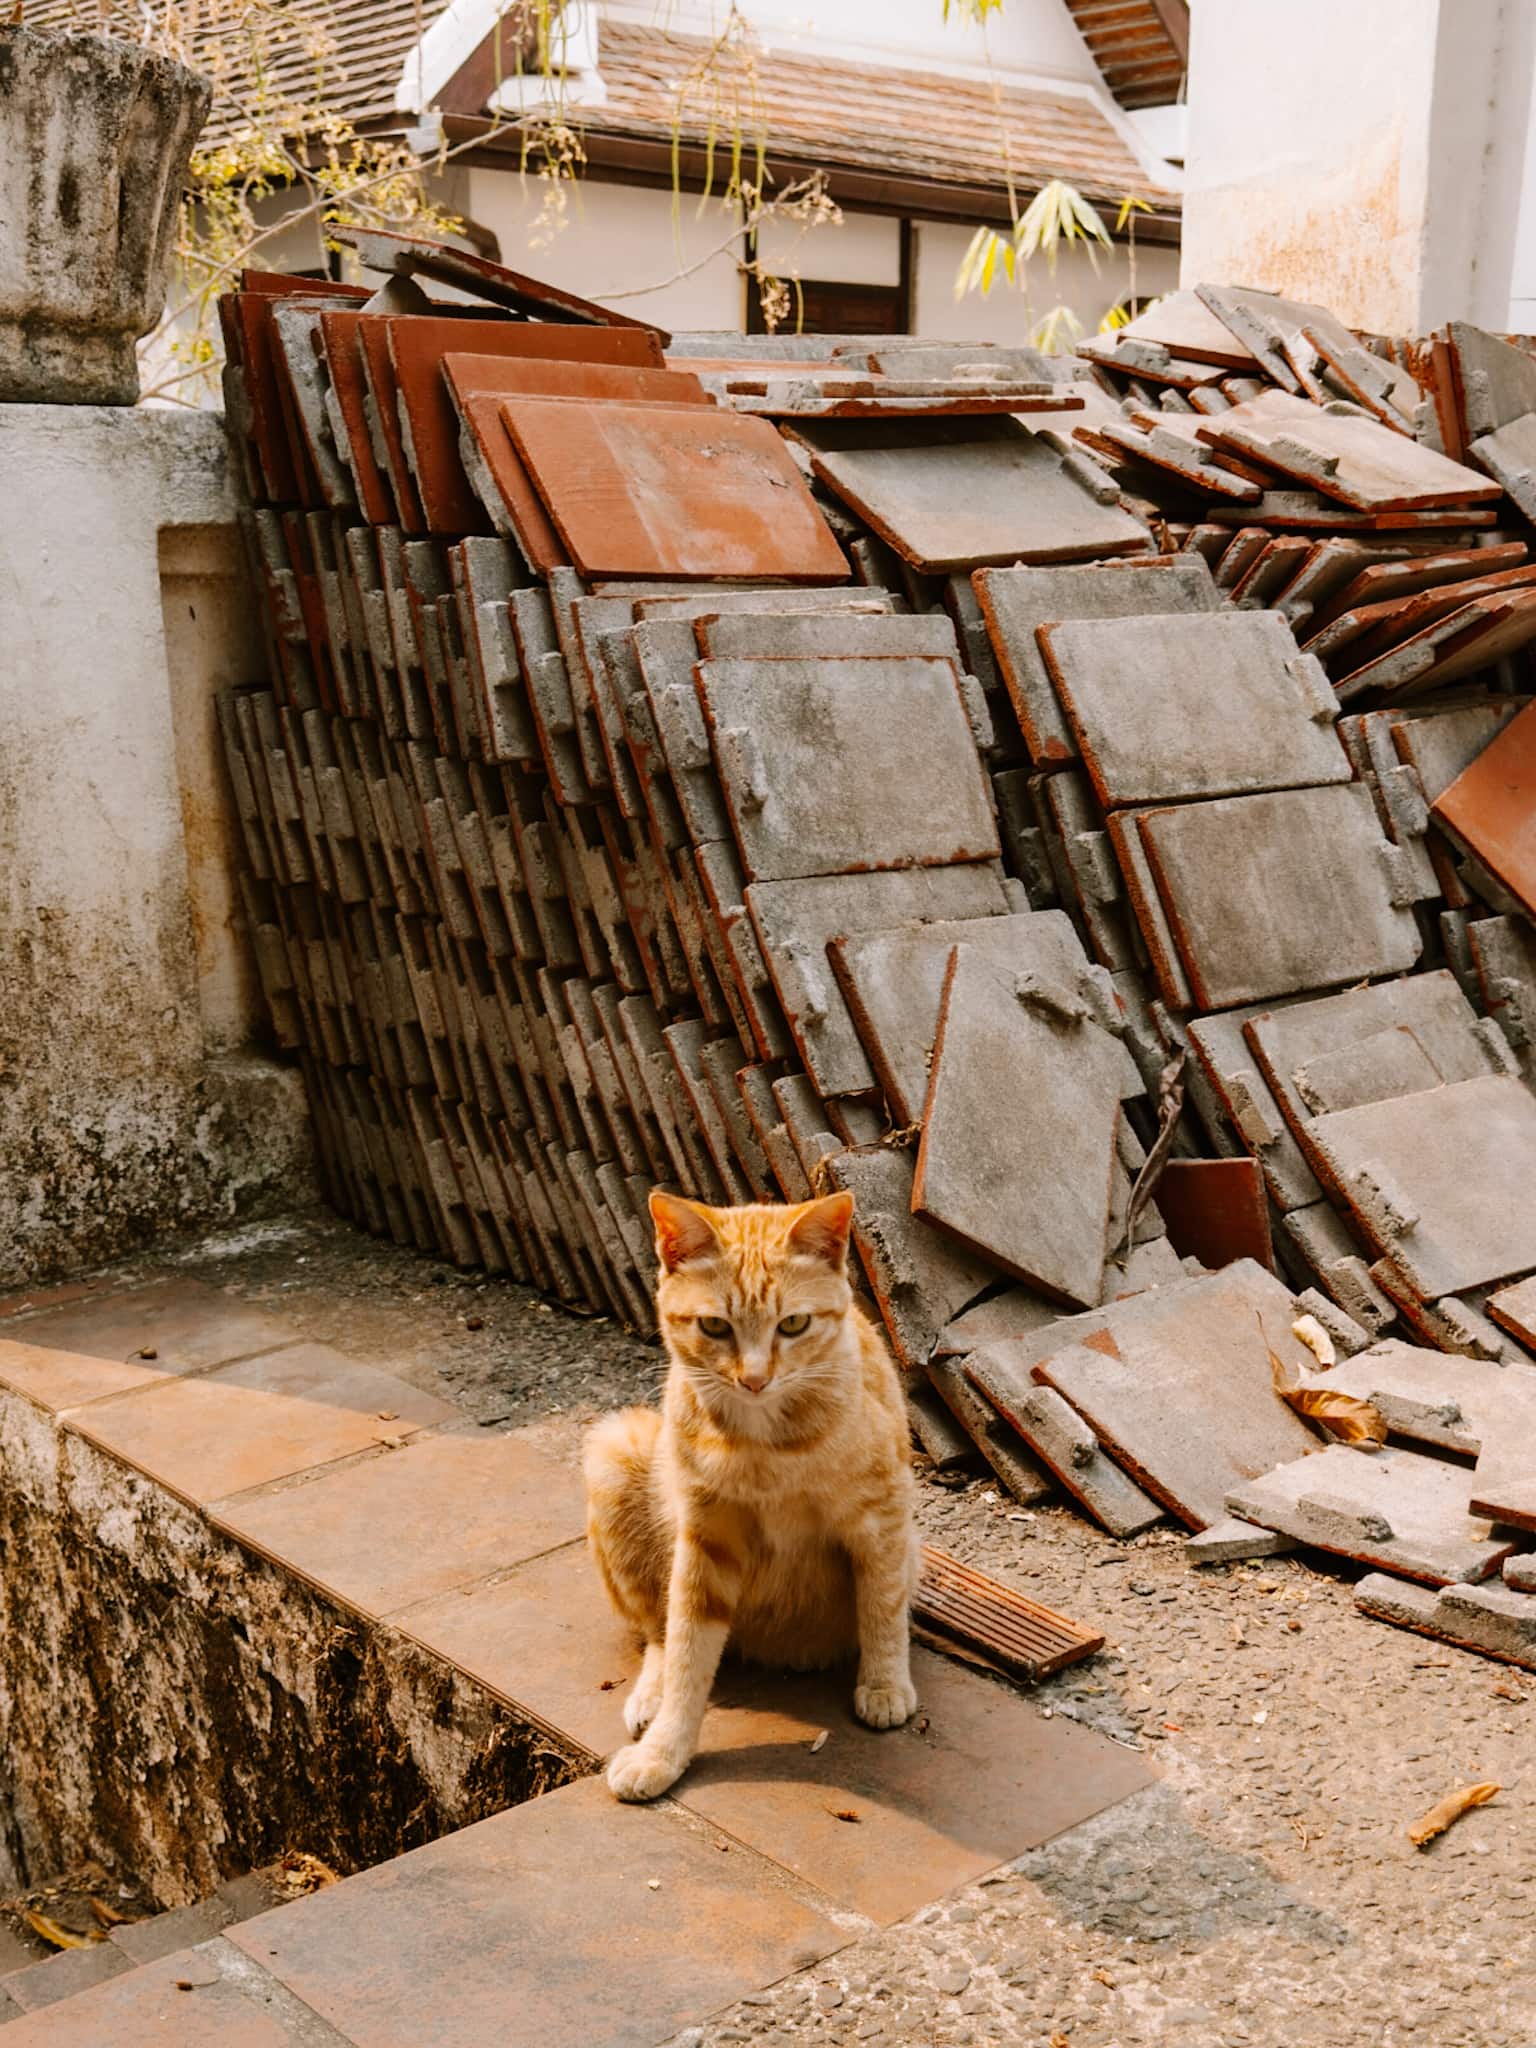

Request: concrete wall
left=1181, top=0, right=1536, bottom=333
left=0, top=405, right=312, bottom=1287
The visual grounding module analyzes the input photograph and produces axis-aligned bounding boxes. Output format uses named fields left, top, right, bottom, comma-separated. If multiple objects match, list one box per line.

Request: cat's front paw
left=606, top=1740, right=685, bottom=1803
left=623, top=1669, right=664, bottom=1738
left=853, top=1677, right=918, bottom=1730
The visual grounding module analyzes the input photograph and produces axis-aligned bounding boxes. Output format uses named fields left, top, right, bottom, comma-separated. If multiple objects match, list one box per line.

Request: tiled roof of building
left=23, top=5, right=1176, bottom=217
left=571, top=21, right=1177, bottom=212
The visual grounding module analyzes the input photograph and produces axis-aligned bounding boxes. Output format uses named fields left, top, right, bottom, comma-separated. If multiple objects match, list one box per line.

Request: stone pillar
left=1180, top=0, right=1536, bottom=334
left=0, top=405, right=312, bottom=1286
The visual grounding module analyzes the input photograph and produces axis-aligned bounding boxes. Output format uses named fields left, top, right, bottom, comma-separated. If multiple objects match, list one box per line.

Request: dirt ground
left=64, top=1206, right=1536, bottom=2048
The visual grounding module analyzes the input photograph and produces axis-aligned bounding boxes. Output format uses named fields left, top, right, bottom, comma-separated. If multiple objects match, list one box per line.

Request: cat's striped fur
left=584, top=1189, right=918, bottom=1803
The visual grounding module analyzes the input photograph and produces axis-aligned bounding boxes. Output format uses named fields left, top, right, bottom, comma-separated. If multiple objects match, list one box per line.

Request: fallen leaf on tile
left=1408, top=1781, right=1500, bottom=1848
left=128, top=1346, right=158, bottom=1362
left=598, top=1678, right=619, bottom=1692
left=647, top=1878, right=662, bottom=1890
left=88, top=1896, right=129, bottom=1929
left=375, top=1433, right=407, bottom=1450
left=377, top=1410, right=398, bottom=1420
left=23, top=1909, right=98, bottom=1950
left=1264, top=1319, right=1382, bottom=1446
left=827, top=1807, right=862, bottom=1824
left=810, top=1729, right=829, bottom=1753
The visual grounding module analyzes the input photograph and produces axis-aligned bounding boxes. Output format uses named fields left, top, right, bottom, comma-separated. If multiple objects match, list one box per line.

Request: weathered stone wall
left=0, top=1388, right=582, bottom=1904
left=0, top=404, right=314, bottom=1285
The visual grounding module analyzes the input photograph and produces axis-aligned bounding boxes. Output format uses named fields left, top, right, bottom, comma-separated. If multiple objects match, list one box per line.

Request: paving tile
left=396, top=1537, right=638, bottom=1753
left=4, top=1940, right=132, bottom=2012
left=7, top=1276, right=297, bottom=1375
left=230, top=1774, right=850, bottom=2048
left=1186, top=1004, right=1323, bottom=1213
left=69, top=1344, right=456, bottom=1505
left=1229, top=1445, right=1512, bottom=1586
left=1155, top=1158, right=1273, bottom=1272
left=831, top=908, right=1137, bottom=1129
left=1137, top=784, right=1422, bottom=1011
left=388, top=316, right=663, bottom=535
left=1470, top=1474, right=1536, bottom=1534
left=1032, top=1262, right=1319, bottom=1530
left=913, top=944, right=1125, bottom=1307
left=1489, top=1275, right=1536, bottom=1350
left=0, top=1338, right=171, bottom=1413
left=933, top=1284, right=1062, bottom=1360
left=696, top=653, right=997, bottom=882
left=1432, top=699, right=1536, bottom=920
left=674, top=1644, right=1153, bottom=1924
left=791, top=416, right=1152, bottom=573
left=923, top=1352, right=1056, bottom=1506
left=212, top=1425, right=584, bottom=1619
left=820, top=1145, right=998, bottom=1372
left=1355, top=1572, right=1536, bottom=1670
left=746, top=862, right=1011, bottom=1097
left=965, top=1350, right=1161, bottom=1537
left=1302, top=1074, right=1536, bottom=1300
left=1197, top=387, right=1495, bottom=510
left=1040, top=609, right=1349, bottom=808
left=108, top=1897, right=234, bottom=1965
left=0, top=1948, right=291, bottom=2045
left=501, top=396, right=849, bottom=582
left=1248, top=975, right=1511, bottom=1141
left=1323, top=1338, right=1536, bottom=1464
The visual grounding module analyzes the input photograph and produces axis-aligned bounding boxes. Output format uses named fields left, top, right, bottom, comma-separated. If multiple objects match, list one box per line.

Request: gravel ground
left=64, top=1207, right=1536, bottom=2048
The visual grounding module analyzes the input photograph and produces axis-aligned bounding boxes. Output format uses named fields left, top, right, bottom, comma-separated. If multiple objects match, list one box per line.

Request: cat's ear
left=787, top=1190, right=855, bottom=1268
left=650, top=1190, right=720, bottom=1272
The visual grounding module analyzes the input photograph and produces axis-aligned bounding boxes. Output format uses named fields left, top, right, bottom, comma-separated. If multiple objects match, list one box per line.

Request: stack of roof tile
left=218, top=250, right=1536, bottom=1668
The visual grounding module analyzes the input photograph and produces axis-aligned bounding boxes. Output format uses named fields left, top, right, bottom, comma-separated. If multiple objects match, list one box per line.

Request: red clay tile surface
left=211, top=1425, right=585, bottom=1618
left=675, top=1645, right=1154, bottom=1924
left=228, top=1775, right=850, bottom=2048
left=0, top=1338, right=171, bottom=1414
left=499, top=397, right=850, bottom=581
left=5, top=1276, right=297, bottom=1375
left=0, top=1950, right=293, bottom=2046
left=67, top=1344, right=455, bottom=1503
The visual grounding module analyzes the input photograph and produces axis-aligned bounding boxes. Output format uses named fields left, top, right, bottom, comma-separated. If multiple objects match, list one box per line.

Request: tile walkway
left=0, top=1276, right=1155, bottom=2044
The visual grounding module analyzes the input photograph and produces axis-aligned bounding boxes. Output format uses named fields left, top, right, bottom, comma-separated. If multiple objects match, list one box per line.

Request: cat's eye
left=698, top=1315, right=732, bottom=1339
left=778, top=1313, right=811, bottom=1337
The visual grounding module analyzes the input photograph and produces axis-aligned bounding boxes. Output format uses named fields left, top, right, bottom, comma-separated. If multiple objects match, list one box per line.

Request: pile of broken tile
left=216, top=241, right=1536, bottom=1673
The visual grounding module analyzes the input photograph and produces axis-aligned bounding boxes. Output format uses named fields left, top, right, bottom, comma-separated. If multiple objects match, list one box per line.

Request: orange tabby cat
left=584, top=1188, right=918, bottom=1803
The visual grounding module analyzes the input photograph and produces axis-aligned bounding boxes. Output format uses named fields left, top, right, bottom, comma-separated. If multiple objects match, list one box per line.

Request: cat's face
left=650, top=1191, right=857, bottom=1420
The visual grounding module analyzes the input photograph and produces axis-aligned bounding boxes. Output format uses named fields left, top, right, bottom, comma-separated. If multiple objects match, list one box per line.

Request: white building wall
left=1182, top=0, right=1536, bottom=334
left=914, top=222, right=1178, bottom=348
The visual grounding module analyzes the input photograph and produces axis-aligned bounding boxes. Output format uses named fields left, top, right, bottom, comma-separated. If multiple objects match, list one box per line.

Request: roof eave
left=388, top=112, right=1181, bottom=238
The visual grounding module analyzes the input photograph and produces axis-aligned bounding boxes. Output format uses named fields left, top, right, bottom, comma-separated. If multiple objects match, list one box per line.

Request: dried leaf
left=1262, top=1316, right=1383, bottom=1447
left=809, top=1729, right=829, bottom=1754
left=1291, top=1314, right=1337, bottom=1369
left=1282, top=1383, right=1386, bottom=1449
left=88, top=1896, right=131, bottom=1929
left=23, top=1909, right=99, bottom=1951
left=827, top=1807, right=861, bottom=1824
left=1408, top=1780, right=1500, bottom=1848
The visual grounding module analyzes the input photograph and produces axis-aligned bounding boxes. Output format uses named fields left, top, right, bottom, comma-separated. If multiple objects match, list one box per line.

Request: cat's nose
left=739, top=1369, right=770, bottom=1394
